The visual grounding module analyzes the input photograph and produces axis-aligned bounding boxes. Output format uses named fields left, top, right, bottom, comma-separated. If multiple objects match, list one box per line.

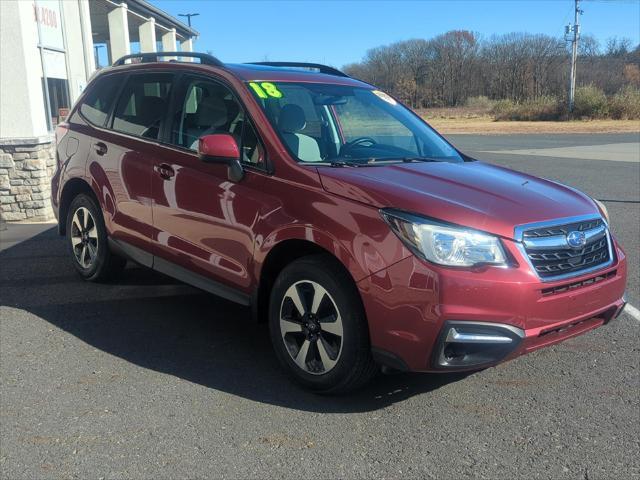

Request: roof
left=225, top=63, right=371, bottom=87
left=108, top=53, right=372, bottom=88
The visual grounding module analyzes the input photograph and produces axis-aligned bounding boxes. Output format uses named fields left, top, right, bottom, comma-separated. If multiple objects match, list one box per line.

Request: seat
left=186, top=95, right=229, bottom=149
left=277, top=104, right=322, bottom=162
left=138, top=95, right=166, bottom=139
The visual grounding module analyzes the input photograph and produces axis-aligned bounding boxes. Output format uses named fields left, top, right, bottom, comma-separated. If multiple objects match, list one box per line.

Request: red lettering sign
left=33, top=3, right=58, bottom=29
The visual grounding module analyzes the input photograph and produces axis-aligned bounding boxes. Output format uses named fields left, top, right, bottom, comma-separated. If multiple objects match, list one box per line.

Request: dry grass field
left=420, top=108, right=640, bottom=135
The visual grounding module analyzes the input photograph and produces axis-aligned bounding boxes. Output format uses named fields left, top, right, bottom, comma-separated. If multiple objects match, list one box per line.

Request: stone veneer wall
left=0, top=137, right=56, bottom=221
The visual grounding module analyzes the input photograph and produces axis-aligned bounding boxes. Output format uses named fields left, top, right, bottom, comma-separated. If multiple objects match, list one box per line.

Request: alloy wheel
left=279, top=280, right=344, bottom=375
left=70, top=207, right=98, bottom=269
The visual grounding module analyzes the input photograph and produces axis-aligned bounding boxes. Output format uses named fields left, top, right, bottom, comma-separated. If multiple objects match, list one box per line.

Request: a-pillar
left=107, top=2, right=130, bottom=62
left=161, top=28, right=177, bottom=60
left=139, top=17, right=157, bottom=53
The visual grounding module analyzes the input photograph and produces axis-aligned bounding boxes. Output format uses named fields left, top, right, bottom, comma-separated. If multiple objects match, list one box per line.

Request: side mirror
left=198, top=133, right=240, bottom=163
left=198, top=133, right=244, bottom=182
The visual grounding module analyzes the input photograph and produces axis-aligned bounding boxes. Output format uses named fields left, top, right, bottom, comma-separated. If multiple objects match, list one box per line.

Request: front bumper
left=359, top=238, right=627, bottom=372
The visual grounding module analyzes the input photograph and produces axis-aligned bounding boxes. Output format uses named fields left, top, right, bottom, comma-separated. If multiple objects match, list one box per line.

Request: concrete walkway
left=0, top=220, right=57, bottom=252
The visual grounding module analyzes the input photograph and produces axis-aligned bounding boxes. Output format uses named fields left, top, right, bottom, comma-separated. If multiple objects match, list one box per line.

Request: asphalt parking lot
left=1, top=133, right=639, bottom=479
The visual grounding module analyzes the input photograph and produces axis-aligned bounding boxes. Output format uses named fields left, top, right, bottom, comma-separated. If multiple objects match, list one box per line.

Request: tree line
left=343, top=31, right=640, bottom=109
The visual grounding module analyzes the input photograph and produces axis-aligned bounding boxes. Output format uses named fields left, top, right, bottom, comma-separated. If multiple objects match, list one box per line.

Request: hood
left=318, top=161, right=599, bottom=240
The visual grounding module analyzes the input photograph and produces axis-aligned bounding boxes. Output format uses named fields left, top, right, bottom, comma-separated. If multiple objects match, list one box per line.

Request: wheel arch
left=58, top=178, right=98, bottom=235
left=253, top=231, right=366, bottom=323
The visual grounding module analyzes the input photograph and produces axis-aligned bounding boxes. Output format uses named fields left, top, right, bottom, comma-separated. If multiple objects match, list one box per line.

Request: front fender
left=254, top=224, right=368, bottom=283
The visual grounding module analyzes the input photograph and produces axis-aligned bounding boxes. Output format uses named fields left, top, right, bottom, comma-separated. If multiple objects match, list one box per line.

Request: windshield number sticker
left=249, top=82, right=283, bottom=99
left=372, top=90, right=397, bottom=105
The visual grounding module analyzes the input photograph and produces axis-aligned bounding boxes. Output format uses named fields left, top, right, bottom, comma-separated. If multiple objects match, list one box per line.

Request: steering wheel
left=341, top=136, right=377, bottom=155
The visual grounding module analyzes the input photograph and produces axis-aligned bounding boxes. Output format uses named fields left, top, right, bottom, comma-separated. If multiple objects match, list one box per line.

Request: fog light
left=433, top=321, right=524, bottom=369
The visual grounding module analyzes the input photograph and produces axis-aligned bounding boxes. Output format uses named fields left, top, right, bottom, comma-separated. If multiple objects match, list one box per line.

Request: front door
left=151, top=75, right=268, bottom=294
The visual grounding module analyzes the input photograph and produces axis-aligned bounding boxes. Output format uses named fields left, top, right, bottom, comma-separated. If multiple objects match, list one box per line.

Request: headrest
left=195, top=95, right=228, bottom=128
left=278, top=104, right=306, bottom=133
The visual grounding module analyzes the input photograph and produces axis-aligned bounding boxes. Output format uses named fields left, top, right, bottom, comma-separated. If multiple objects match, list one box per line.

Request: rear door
left=91, top=72, right=175, bottom=259
left=150, top=74, right=268, bottom=294
left=63, top=73, right=121, bottom=206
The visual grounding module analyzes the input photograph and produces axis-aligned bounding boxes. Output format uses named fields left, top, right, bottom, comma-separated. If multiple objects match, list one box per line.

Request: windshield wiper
left=379, top=156, right=443, bottom=163
left=325, top=157, right=442, bottom=167
left=328, top=159, right=363, bottom=167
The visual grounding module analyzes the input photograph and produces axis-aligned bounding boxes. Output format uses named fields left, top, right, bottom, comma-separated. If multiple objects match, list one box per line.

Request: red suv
left=52, top=52, right=627, bottom=393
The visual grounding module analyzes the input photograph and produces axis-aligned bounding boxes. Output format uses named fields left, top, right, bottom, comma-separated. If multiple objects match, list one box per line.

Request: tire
left=269, top=254, right=378, bottom=394
left=66, top=193, right=126, bottom=282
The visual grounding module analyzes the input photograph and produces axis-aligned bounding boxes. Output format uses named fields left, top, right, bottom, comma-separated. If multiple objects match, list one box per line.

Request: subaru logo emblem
left=566, top=231, right=586, bottom=249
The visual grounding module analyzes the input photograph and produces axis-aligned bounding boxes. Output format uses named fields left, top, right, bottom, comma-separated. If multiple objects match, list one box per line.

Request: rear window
left=78, top=75, right=120, bottom=127
left=112, top=73, right=173, bottom=140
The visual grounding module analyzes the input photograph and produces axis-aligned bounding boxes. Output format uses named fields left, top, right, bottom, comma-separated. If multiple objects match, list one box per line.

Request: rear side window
left=112, top=73, right=173, bottom=140
left=78, top=75, right=120, bottom=127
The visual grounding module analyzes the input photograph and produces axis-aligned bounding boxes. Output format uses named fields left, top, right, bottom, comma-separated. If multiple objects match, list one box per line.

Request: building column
left=181, top=37, right=194, bottom=61
left=105, top=40, right=112, bottom=65
left=107, top=2, right=130, bottom=62
left=139, top=17, right=157, bottom=53
left=78, top=0, right=96, bottom=76
left=161, top=28, right=177, bottom=60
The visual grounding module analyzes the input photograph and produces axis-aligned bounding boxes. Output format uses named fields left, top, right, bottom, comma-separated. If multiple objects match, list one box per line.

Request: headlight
left=593, top=198, right=610, bottom=224
left=381, top=209, right=508, bottom=267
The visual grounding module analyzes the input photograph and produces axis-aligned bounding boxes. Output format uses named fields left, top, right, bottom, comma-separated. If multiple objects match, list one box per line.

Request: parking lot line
left=480, top=142, right=640, bottom=163
left=624, top=303, right=640, bottom=322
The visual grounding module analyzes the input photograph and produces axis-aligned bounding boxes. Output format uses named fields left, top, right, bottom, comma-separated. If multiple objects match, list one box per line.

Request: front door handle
left=93, top=142, right=108, bottom=156
left=154, top=163, right=175, bottom=180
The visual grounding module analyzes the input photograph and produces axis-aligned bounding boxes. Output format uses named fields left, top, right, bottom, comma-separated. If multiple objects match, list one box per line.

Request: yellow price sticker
left=248, top=82, right=283, bottom=99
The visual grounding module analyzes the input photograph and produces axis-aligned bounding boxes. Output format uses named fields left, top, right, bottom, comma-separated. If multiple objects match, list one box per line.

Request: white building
left=0, top=0, right=198, bottom=221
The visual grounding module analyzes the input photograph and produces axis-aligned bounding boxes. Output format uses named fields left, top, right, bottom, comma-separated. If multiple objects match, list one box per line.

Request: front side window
left=112, top=73, right=173, bottom=139
left=171, top=77, right=265, bottom=168
left=247, top=82, right=462, bottom=165
left=77, top=75, right=120, bottom=127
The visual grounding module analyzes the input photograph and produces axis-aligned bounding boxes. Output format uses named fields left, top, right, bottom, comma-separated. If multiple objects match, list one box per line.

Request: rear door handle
left=154, top=163, right=175, bottom=180
left=93, top=142, right=108, bottom=156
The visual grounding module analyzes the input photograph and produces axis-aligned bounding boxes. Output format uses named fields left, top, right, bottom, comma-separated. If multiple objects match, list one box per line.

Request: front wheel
left=269, top=254, right=377, bottom=394
left=66, top=194, right=126, bottom=281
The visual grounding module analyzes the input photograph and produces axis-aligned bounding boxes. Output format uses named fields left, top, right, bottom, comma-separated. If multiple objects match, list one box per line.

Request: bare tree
left=343, top=30, right=639, bottom=109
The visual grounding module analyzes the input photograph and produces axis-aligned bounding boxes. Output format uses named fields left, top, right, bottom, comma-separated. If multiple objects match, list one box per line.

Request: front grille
left=523, top=218, right=603, bottom=238
left=522, top=218, right=611, bottom=279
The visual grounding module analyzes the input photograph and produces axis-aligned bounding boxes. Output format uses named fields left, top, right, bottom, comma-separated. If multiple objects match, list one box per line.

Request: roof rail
left=245, top=62, right=349, bottom=78
left=112, top=52, right=224, bottom=67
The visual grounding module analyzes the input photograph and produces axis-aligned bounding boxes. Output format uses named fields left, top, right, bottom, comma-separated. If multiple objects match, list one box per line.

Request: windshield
left=246, top=82, right=463, bottom=165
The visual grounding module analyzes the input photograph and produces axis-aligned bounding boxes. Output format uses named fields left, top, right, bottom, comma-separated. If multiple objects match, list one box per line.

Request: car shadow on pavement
left=0, top=228, right=468, bottom=413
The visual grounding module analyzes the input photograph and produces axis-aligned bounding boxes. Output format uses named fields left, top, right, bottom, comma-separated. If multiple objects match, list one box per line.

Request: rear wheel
left=66, top=194, right=126, bottom=281
left=269, top=254, right=377, bottom=394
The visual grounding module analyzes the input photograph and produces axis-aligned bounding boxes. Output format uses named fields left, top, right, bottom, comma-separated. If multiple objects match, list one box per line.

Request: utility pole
left=178, top=13, right=199, bottom=28
left=565, top=0, right=582, bottom=113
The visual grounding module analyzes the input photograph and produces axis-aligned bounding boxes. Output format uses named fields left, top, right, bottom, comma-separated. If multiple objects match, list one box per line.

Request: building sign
left=33, top=0, right=64, bottom=50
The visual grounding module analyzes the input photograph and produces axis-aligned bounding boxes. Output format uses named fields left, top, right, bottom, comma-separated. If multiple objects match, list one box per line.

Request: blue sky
left=150, top=0, right=640, bottom=67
